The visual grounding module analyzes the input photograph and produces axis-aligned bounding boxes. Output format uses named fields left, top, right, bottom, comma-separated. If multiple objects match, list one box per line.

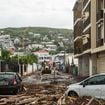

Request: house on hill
left=33, top=50, right=52, bottom=63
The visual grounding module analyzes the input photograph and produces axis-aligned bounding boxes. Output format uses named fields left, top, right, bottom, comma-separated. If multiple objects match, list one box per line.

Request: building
left=65, top=53, right=78, bottom=67
left=0, top=35, right=15, bottom=53
left=33, top=50, right=52, bottom=63
left=46, top=44, right=57, bottom=51
left=73, top=0, right=105, bottom=76
left=31, top=44, right=44, bottom=49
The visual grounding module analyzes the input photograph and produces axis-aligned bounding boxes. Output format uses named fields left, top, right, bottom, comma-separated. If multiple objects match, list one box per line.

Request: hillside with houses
left=0, top=27, right=77, bottom=76
left=0, top=27, right=73, bottom=53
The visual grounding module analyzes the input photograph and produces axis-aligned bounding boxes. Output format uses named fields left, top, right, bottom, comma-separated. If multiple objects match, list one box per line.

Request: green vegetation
left=0, top=49, right=38, bottom=64
left=0, top=50, right=11, bottom=62
left=12, top=54, right=38, bottom=64
left=0, top=27, right=73, bottom=38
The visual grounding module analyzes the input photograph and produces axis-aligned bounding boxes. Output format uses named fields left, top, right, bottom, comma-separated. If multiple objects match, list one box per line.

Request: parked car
left=0, top=72, right=23, bottom=94
left=65, top=73, right=105, bottom=99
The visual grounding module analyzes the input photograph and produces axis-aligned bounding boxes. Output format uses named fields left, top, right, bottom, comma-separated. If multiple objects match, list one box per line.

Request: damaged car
left=65, top=73, right=105, bottom=99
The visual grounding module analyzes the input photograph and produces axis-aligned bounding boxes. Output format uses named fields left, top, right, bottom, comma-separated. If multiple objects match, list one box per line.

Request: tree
left=1, top=50, right=11, bottom=62
left=13, top=54, right=38, bottom=65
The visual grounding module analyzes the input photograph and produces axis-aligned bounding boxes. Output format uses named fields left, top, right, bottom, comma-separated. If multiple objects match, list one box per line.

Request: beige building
left=73, top=0, right=105, bottom=76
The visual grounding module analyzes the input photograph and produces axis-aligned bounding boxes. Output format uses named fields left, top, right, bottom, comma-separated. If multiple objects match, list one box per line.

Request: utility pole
left=22, top=28, right=26, bottom=75
left=22, top=28, right=28, bottom=75
left=18, top=50, right=21, bottom=75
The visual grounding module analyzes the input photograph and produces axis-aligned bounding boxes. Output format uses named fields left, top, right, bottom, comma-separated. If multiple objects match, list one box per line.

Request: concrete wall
left=23, top=63, right=37, bottom=75
left=79, top=54, right=89, bottom=76
left=97, top=53, right=105, bottom=73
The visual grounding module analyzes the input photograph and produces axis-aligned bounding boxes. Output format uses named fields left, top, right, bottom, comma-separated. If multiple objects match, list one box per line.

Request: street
left=0, top=71, right=105, bottom=105
left=0, top=71, right=72, bottom=105
left=23, top=71, right=72, bottom=84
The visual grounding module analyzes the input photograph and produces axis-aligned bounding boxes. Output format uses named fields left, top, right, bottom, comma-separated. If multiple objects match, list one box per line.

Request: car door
left=79, top=75, right=105, bottom=98
left=16, top=74, right=22, bottom=84
left=97, top=75, right=105, bottom=99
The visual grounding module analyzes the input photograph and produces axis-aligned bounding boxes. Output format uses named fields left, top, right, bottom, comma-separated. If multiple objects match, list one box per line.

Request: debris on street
left=57, top=95, right=105, bottom=105
left=0, top=72, right=105, bottom=105
left=0, top=83, right=66, bottom=105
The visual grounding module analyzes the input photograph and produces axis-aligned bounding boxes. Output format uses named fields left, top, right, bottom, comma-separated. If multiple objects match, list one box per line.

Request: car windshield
left=0, top=74, right=14, bottom=81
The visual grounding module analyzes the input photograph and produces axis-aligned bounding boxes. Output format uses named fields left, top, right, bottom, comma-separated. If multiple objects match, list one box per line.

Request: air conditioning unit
left=82, top=12, right=89, bottom=20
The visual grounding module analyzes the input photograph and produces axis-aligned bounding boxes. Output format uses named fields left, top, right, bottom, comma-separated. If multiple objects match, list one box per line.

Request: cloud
left=0, top=0, right=76, bottom=29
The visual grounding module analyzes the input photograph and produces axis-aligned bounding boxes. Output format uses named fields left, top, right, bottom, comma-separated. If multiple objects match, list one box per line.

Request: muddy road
left=0, top=71, right=105, bottom=105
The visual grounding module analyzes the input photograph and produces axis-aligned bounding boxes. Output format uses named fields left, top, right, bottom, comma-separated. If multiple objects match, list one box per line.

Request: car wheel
left=68, top=91, right=78, bottom=97
left=13, top=88, right=20, bottom=95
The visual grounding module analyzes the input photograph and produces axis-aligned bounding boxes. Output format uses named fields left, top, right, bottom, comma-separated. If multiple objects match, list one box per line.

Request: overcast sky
left=0, top=0, right=76, bottom=29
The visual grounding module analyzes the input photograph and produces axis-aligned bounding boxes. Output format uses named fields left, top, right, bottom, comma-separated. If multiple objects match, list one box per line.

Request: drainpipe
left=89, top=56, right=92, bottom=76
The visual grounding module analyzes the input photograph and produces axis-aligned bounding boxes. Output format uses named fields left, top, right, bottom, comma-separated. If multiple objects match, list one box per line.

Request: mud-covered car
left=0, top=72, right=23, bottom=94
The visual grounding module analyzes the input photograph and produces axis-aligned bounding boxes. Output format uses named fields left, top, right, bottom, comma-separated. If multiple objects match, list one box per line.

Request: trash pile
left=0, top=83, right=66, bottom=105
left=0, top=71, right=105, bottom=105
left=0, top=83, right=105, bottom=105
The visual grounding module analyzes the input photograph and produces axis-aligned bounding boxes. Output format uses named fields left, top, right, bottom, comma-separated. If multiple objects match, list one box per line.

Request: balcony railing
left=83, top=42, right=91, bottom=51
left=74, top=47, right=82, bottom=55
left=83, top=17, right=90, bottom=30
left=96, top=10, right=103, bottom=21
left=96, top=38, right=104, bottom=47
left=74, top=20, right=84, bottom=39
left=83, top=0, right=89, bottom=8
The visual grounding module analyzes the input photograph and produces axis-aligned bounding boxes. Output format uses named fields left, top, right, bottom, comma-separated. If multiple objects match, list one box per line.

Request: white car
left=65, top=73, right=105, bottom=99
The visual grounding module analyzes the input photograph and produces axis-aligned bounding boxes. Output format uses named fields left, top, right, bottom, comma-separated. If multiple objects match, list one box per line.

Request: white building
left=46, top=45, right=57, bottom=51
left=0, top=35, right=15, bottom=52
left=65, top=53, right=78, bottom=66
left=31, top=44, right=44, bottom=49
left=33, top=50, right=52, bottom=63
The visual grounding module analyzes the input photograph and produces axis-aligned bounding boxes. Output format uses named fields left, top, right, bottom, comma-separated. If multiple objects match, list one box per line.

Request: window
left=85, top=75, right=105, bottom=85
left=15, top=74, right=21, bottom=82
left=0, top=75, right=4, bottom=81
left=4, top=74, right=14, bottom=80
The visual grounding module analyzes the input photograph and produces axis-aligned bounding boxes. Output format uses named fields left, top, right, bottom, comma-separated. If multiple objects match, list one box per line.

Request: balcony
left=83, top=40, right=91, bottom=51
left=83, top=0, right=89, bottom=8
left=83, top=17, right=90, bottom=30
left=96, top=38, right=104, bottom=47
left=96, top=10, right=103, bottom=21
left=74, top=20, right=84, bottom=39
left=74, top=47, right=82, bottom=55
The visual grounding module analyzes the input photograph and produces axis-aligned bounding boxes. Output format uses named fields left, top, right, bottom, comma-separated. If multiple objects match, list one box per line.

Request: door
left=97, top=57, right=105, bottom=73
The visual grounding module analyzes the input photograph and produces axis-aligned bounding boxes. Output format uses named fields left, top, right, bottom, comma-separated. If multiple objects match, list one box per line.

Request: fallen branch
left=57, top=94, right=65, bottom=105
left=86, top=97, right=94, bottom=105
left=94, top=98, right=103, bottom=105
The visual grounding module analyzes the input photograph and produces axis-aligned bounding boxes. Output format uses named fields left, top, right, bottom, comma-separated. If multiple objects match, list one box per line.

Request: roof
left=0, top=72, right=16, bottom=75
left=73, top=0, right=83, bottom=11
left=35, top=50, right=48, bottom=53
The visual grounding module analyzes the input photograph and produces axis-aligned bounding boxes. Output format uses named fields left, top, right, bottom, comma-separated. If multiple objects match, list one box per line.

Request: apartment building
left=73, top=0, right=105, bottom=76
left=0, top=35, right=15, bottom=52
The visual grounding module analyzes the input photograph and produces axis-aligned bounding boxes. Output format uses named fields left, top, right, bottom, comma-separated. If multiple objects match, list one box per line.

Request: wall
left=79, top=54, right=89, bottom=76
